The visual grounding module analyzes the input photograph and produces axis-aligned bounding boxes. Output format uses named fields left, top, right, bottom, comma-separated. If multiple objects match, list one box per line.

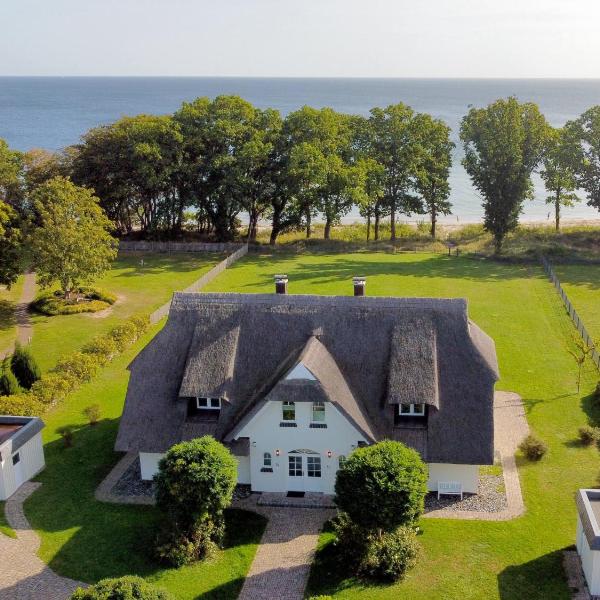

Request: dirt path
left=0, top=272, right=36, bottom=360
left=0, top=482, right=85, bottom=600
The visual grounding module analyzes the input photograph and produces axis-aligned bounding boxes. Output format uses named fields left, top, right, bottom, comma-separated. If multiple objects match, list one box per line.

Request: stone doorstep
left=257, top=492, right=336, bottom=509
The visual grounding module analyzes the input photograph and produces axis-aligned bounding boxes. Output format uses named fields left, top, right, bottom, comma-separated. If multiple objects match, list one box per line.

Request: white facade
left=0, top=432, right=45, bottom=501
left=427, top=463, right=479, bottom=494
left=577, top=514, right=600, bottom=595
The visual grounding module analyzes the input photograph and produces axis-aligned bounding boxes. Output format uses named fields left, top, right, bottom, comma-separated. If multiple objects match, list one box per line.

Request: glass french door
left=288, top=452, right=322, bottom=492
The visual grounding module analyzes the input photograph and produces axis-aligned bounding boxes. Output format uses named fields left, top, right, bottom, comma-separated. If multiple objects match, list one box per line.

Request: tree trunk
left=555, top=190, right=561, bottom=232
left=390, top=204, right=396, bottom=241
left=270, top=207, right=283, bottom=245
left=305, top=209, right=312, bottom=239
left=374, top=211, right=380, bottom=241
left=366, top=214, right=371, bottom=242
left=247, top=209, right=259, bottom=242
left=324, top=217, right=331, bottom=240
left=430, top=206, right=437, bottom=238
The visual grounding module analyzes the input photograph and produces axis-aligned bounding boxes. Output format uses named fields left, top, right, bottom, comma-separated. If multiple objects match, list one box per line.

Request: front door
left=287, top=451, right=322, bottom=493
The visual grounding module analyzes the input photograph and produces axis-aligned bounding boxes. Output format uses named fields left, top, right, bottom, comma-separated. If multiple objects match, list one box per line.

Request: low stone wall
left=119, top=240, right=243, bottom=253
left=149, top=244, right=248, bottom=323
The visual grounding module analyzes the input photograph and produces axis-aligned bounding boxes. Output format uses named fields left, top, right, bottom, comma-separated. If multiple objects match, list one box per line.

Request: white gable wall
left=235, top=400, right=367, bottom=494
left=0, top=432, right=45, bottom=500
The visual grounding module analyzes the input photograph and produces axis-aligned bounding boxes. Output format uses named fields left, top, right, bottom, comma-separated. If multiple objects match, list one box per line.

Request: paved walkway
left=424, top=391, right=529, bottom=521
left=234, top=496, right=334, bottom=600
left=1, top=272, right=36, bottom=360
left=0, top=482, right=85, bottom=600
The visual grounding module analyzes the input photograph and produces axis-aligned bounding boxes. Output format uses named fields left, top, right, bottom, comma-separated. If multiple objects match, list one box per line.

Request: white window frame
left=311, top=401, right=326, bottom=423
left=398, top=403, right=426, bottom=417
left=196, top=397, right=222, bottom=410
left=263, top=452, right=272, bottom=467
left=282, top=401, right=296, bottom=421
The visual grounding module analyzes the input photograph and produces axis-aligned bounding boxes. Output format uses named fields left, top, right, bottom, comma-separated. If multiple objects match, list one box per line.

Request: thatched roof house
left=116, top=284, right=499, bottom=495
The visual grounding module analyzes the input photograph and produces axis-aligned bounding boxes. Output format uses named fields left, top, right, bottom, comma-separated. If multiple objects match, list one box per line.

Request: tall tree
left=368, top=104, right=422, bottom=241
left=540, top=126, right=580, bottom=231
left=413, top=114, right=454, bottom=238
left=460, top=97, right=548, bottom=253
left=0, top=139, right=24, bottom=212
left=567, top=106, right=600, bottom=215
left=355, top=158, right=386, bottom=241
left=30, top=177, right=117, bottom=298
left=0, top=200, right=22, bottom=288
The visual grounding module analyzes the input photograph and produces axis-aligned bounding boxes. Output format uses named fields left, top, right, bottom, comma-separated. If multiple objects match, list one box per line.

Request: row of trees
left=2, top=97, right=600, bottom=254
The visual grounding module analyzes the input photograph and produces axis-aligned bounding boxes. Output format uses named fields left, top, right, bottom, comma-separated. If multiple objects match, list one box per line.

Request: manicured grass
left=553, top=264, right=600, bottom=343
left=25, top=323, right=266, bottom=599
left=29, top=253, right=222, bottom=372
left=0, top=276, right=23, bottom=356
left=0, top=501, right=16, bottom=538
left=203, top=251, right=600, bottom=599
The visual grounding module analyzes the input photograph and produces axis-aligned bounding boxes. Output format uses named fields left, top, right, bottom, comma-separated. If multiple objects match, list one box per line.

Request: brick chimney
left=274, top=274, right=288, bottom=294
left=353, top=277, right=366, bottom=296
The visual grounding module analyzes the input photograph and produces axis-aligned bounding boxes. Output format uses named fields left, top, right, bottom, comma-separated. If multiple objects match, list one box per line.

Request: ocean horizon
left=2, top=76, right=600, bottom=224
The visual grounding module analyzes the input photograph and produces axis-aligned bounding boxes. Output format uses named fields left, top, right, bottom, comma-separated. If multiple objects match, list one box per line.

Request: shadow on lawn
left=24, top=417, right=266, bottom=596
left=0, top=299, right=16, bottom=331
left=497, top=548, right=571, bottom=600
left=113, top=254, right=225, bottom=279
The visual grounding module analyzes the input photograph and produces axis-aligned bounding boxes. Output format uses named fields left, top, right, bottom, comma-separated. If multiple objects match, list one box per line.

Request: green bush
left=10, top=343, right=41, bottom=389
left=332, top=512, right=370, bottom=568
left=109, top=321, right=141, bottom=352
left=82, top=335, right=119, bottom=365
left=154, top=436, right=237, bottom=566
left=0, top=393, right=44, bottom=416
left=57, top=425, right=74, bottom=448
left=579, top=425, right=600, bottom=446
left=334, top=441, right=428, bottom=531
left=31, top=288, right=116, bottom=316
left=83, top=403, right=101, bottom=425
left=53, top=352, right=100, bottom=383
left=0, top=360, right=22, bottom=396
left=519, top=434, right=548, bottom=461
left=71, top=575, right=174, bottom=600
left=358, top=526, right=420, bottom=582
left=31, top=372, right=78, bottom=404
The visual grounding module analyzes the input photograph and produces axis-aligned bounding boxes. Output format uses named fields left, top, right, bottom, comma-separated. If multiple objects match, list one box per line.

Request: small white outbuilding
left=576, top=488, right=600, bottom=595
left=0, top=416, right=45, bottom=500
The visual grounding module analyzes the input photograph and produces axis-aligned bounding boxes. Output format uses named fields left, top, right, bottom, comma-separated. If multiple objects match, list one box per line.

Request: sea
left=1, top=77, right=600, bottom=224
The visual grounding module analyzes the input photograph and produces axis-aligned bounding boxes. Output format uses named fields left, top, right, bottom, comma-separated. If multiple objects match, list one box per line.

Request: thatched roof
left=116, top=292, right=499, bottom=465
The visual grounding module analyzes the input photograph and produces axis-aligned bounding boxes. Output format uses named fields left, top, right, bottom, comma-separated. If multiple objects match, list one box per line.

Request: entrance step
left=257, top=492, right=336, bottom=509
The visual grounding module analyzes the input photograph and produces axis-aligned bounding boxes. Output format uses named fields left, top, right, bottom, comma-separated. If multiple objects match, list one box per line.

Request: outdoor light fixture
left=275, top=449, right=280, bottom=457
left=327, top=450, right=332, bottom=458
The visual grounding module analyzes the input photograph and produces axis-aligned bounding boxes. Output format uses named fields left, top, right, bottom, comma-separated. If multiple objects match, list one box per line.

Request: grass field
left=203, top=251, right=600, bottom=600
left=24, top=323, right=266, bottom=599
left=0, top=501, right=16, bottom=538
left=29, top=253, right=222, bottom=372
left=553, top=264, right=600, bottom=344
left=21, top=250, right=600, bottom=599
left=0, top=276, right=23, bottom=356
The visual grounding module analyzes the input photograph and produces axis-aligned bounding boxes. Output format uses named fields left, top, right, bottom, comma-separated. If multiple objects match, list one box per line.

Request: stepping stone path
left=0, top=482, right=85, bottom=600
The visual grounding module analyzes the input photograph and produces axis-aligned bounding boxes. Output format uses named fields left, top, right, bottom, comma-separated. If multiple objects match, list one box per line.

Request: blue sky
left=1, top=0, right=599, bottom=77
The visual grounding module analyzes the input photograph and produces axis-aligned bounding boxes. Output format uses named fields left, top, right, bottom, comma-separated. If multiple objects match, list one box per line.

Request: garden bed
left=31, top=288, right=117, bottom=316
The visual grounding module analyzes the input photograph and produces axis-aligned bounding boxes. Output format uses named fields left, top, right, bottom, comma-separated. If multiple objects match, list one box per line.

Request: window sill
left=309, top=423, right=327, bottom=429
left=280, top=422, right=297, bottom=428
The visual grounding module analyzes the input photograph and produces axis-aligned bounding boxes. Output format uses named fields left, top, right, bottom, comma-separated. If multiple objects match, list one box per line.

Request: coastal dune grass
left=29, top=252, right=223, bottom=372
left=21, top=250, right=600, bottom=599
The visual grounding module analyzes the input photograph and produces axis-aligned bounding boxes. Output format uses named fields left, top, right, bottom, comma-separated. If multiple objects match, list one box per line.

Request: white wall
left=427, top=463, right=479, bottom=495
left=577, top=516, right=600, bottom=595
left=236, top=455, right=251, bottom=484
left=0, top=432, right=45, bottom=500
left=235, top=400, right=367, bottom=494
left=140, top=452, right=164, bottom=481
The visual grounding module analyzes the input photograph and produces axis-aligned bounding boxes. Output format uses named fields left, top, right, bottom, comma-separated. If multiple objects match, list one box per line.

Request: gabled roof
left=116, top=292, right=499, bottom=465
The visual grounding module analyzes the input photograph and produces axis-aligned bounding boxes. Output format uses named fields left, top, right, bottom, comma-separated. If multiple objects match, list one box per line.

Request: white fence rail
left=149, top=244, right=248, bottom=323
left=541, top=256, right=600, bottom=370
left=119, top=241, right=243, bottom=253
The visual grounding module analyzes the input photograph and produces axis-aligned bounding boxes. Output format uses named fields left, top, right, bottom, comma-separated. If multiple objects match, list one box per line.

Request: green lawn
left=0, top=501, right=16, bottom=538
left=202, top=251, right=600, bottom=600
left=29, top=253, right=222, bottom=372
left=0, top=276, right=24, bottom=356
left=25, top=323, right=266, bottom=599
left=553, top=264, right=600, bottom=344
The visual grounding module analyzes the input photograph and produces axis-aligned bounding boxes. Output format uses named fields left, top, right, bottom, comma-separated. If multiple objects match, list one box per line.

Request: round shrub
left=519, top=434, right=548, bottom=461
left=31, top=288, right=116, bottom=316
left=31, top=372, right=77, bottom=404
left=0, top=392, right=44, bottom=416
left=154, top=436, right=237, bottom=566
left=579, top=425, right=600, bottom=446
left=0, top=364, right=21, bottom=396
left=10, top=342, right=41, bottom=389
left=53, top=352, right=100, bottom=383
left=71, top=575, right=173, bottom=600
left=83, top=403, right=101, bottom=425
left=358, top=526, right=420, bottom=582
left=334, top=440, right=428, bottom=531
left=82, top=335, right=119, bottom=365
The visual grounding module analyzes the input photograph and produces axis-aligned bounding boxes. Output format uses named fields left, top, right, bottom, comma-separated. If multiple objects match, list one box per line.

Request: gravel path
left=0, top=482, right=85, bottom=600
left=0, top=272, right=36, bottom=360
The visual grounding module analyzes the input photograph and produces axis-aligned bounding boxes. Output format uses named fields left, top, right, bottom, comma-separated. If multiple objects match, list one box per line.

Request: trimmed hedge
left=31, top=287, right=117, bottom=316
left=0, top=314, right=149, bottom=416
left=71, top=575, right=174, bottom=600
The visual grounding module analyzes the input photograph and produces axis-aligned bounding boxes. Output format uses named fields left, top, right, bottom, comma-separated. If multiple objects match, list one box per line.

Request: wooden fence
left=119, top=241, right=243, bottom=253
left=149, top=244, right=248, bottom=323
left=541, top=256, right=600, bottom=370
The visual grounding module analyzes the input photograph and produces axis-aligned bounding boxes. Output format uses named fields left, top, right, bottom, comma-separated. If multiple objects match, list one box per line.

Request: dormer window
left=197, top=397, right=222, bottom=410
left=399, top=403, right=425, bottom=417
